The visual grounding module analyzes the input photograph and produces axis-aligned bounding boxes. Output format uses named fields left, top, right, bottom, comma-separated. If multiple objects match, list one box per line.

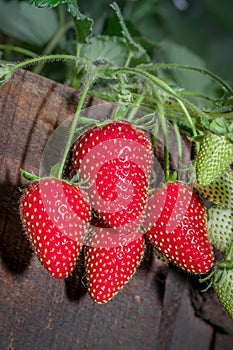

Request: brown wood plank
left=214, top=332, right=233, bottom=350
left=191, top=280, right=233, bottom=335
left=157, top=267, right=214, bottom=350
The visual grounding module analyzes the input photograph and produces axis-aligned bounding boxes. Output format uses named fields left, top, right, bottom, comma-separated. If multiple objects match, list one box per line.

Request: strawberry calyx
left=200, top=240, right=233, bottom=290
left=20, top=169, right=40, bottom=182
left=21, top=165, right=88, bottom=189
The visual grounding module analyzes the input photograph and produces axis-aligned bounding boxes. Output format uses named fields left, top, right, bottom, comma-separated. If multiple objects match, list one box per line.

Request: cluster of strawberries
left=20, top=121, right=214, bottom=304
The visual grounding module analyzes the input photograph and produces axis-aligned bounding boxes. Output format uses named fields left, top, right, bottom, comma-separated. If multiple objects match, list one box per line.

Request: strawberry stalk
left=107, top=67, right=210, bottom=123
left=200, top=240, right=233, bottom=290
left=11, top=54, right=78, bottom=72
left=172, top=121, right=183, bottom=169
left=127, top=93, right=145, bottom=121
left=142, top=63, right=233, bottom=95
left=57, top=73, right=94, bottom=179
left=150, top=85, right=170, bottom=182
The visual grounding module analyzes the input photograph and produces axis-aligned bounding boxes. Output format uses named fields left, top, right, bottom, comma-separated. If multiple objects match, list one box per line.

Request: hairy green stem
left=127, top=93, right=145, bottom=121
left=157, top=104, right=170, bottom=182
left=176, top=90, right=217, bottom=102
left=172, top=122, right=183, bottom=169
left=71, top=41, right=81, bottom=88
left=125, top=51, right=132, bottom=68
left=176, top=99, right=197, bottom=137
left=110, top=67, right=210, bottom=122
left=57, top=74, right=94, bottom=179
left=12, top=54, right=78, bottom=71
left=151, top=118, right=160, bottom=147
left=149, top=85, right=170, bottom=182
left=140, top=63, right=233, bottom=95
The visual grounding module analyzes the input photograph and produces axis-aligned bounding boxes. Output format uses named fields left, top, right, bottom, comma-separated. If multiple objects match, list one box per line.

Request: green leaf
left=81, top=36, right=129, bottom=66
left=67, top=0, right=93, bottom=43
left=0, top=1, right=58, bottom=46
left=29, top=0, right=66, bottom=8
left=30, top=0, right=93, bottom=43
left=159, top=40, right=217, bottom=104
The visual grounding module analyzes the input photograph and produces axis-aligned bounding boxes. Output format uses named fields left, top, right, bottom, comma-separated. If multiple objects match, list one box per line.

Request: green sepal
left=49, top=163, right=60, bottom=178
left=188, top=134, right=204, bottom=142
left=167, top=171, right=178, bottom=183
left=69, top=171, right=80, bottom=184
left=20, top=169, right=39, bottom=182
left=209, top=117, right=228, bottom=134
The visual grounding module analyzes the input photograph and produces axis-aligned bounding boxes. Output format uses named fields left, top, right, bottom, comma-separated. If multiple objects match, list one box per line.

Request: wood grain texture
left=0, top=69, right=232, bottom=350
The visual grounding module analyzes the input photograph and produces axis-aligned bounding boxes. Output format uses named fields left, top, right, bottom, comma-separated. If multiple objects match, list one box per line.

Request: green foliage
left=157, top=40, right=211, bottom=101
left=29, top=0, right=66, bottom=7
left=81, top=36, right=129, bottom=66
left=66, top=0, right=93, bottom=43
left=30, top=0, right=93, bottom=43
left=0, top=1, right=59, bottom=46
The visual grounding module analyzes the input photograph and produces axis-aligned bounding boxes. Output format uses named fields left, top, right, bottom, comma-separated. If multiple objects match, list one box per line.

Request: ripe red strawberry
left=20, top=178, right=91, bottom=279
left=144, top=182, right=214, bottom=274
left=84, top=227, right=145, bottom=303
left=69, top=121, right=153, bottom=233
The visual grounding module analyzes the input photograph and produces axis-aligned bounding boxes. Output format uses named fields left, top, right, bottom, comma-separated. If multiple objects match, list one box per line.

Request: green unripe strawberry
left=194, top=167, right=233, bottom=209
left=201, top=243, right=233, bottom=320
left=196, top=133, right=233, bottom=186
left=194, top=167, right=233, bottom=254
left=207, top=206, right=233, bottom=254
left=214, top=266, right=233, bottom=319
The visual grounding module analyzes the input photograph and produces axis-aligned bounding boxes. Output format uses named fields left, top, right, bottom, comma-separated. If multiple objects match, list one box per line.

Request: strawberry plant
left=0, top=0, right=233, bottom=314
